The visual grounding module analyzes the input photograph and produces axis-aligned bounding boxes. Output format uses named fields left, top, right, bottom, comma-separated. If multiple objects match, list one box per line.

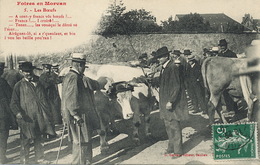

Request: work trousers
left=0, top=128, right=9, bottom=163
left=72, top=142, right=93, bottom=165
left=20, top=131, right=44, bottom=163
left=164, top=119, right=183, bottom=155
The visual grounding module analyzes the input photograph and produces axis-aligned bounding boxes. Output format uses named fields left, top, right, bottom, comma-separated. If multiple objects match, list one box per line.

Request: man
left=10, top=62, right=55, bottom=164
left=218, top=39, right=237, bottom=58
left=39, top=63, right=62, bottom=133
left=138, top=53, right=149, bottom=68
left=61, top=53, right=101, bottom=164
left=155, top=46, right=189, bottom=157
left=186, top=55, right=207, bottom=114
left=0, top=62, right=17, bottom=164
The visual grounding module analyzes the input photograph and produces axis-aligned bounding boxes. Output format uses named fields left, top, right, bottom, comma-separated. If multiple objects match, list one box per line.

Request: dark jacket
left=187, top=61, right=204, bottom=88
left=39, top=72, right=62, bottom=124
left=218, top=49, right=237, bottom=58
left=159, top=61, right=189, bottom=121
left=10, top=77, right=55, bottom=138
left=0, top=77, right=17, bottom=130
left=61, top=70, right=101, bottom=143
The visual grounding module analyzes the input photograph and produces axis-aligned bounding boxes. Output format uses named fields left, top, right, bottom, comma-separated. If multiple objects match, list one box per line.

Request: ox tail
left=201, top=58, right=211, bottom=105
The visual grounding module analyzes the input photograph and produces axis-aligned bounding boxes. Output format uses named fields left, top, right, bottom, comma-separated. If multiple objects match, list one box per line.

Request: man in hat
left=10, top=61, right=55, bottom=164
left=154, top=46, right=189, bottom=157
left=217, top=39, right=237, bottom=58
left=138, top=53, right=149, bottom=68
left=39, top=63, right=62, bottom=136
left=186, top=55, right=207, bottom=114
left=0, top=62, right=17, bottom=164
left=61, top=53, right=101, bottom=164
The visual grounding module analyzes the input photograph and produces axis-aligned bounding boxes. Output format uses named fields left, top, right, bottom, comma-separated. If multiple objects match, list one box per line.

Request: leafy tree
left=96, top=1, right=160, bottom=36
left=226, top=21, right=245, bottom=33
left=176, top=13, right=212, bottom=32
left=96, top=0, right=126, bottom=36
left=161, top=16, right=176, bottom=32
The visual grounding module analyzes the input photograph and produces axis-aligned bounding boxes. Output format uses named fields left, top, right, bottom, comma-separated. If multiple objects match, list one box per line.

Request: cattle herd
left=1, top=39, right=260, bottom=164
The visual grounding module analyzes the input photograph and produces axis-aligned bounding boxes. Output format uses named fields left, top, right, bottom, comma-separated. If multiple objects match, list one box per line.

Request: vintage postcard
left=0, top=0, right=259, bottom=164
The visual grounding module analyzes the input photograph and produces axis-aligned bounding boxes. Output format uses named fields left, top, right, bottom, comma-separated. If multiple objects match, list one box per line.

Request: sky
left=0, top=0, right=259, bottom=56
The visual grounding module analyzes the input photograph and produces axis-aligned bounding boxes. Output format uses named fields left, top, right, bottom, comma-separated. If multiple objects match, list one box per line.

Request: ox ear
left=107, top=85, right=117, bottom=99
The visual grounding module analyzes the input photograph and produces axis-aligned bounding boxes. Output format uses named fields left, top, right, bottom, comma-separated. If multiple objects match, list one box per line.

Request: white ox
left=59, top=64, right=159, bottom=153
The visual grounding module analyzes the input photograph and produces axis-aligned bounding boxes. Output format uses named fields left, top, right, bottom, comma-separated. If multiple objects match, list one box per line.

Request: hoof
left=133, top=138, right=140, bottom=146
left=100, top=145, right=109, bottom=154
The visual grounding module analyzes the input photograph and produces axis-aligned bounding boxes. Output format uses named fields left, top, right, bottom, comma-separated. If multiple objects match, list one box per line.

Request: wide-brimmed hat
left=155, top=46, right=171, bottom=58
left=52, top=63, right=59, bottom=69
left=0, top=62, right=5, bottom=70
left=42, top=64, right=52, bottom=69
left=151, top=51, right=157, bottom=56
left=172, top=50, right=182, bottom=55
left=68, top=53, right=87, bottom=63
left=183, top=49, right=192, bottom=55
left=218, top=39, right=228, bottom=46
left=211, top=47, right=219, bottom=52
left=139, top=53, right=148, bottom=59
left=20, top=62, right=36, bottom=72
left=187, top=55, right=196, bottom=61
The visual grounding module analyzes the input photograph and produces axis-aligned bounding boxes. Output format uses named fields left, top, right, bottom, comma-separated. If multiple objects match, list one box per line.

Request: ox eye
left=117, top=98, right=121, bottom=103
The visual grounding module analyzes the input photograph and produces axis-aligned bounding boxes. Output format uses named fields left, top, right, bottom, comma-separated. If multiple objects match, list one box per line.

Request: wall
left=81, top=33, right=259, bottom=63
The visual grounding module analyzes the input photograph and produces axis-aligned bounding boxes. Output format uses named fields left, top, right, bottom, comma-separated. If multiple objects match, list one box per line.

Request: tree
left=96, top=0, right=126, bottom=36
left=96, top=1, right=160, bottom=36
left=161, top=16, right=176, bottom=32
left=175, top=13, right=212, bottom=32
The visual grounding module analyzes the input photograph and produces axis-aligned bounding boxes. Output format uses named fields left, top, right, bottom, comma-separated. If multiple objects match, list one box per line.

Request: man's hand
left=74, top=115, right=84, bottom=126
left=166, top=102, right=172, bottom=110
left=16, top=112, right=23, bottom=119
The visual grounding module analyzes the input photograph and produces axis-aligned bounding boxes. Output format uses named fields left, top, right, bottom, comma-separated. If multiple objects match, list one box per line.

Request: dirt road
left=5, top=110, right=260, bottom=164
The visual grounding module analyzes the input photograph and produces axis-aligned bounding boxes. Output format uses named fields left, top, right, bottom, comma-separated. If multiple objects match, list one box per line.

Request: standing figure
left=218, top=39, right=237, bottom=58
left=186, top=55, right=207, bottom=114
left=155, top=46, right=189, bottom=156
left=10, top=62, right=55, bottom=164
left=0, top=62, right=17, bottom=164
left=39, top=63, right=62, bottom=130
left=61, top=53, right=101, bottom=164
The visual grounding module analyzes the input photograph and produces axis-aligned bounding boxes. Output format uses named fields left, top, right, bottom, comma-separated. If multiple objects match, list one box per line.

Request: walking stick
left=55, top=123, right=66, bottom=164
left=78, top=124, right=82, bottom=165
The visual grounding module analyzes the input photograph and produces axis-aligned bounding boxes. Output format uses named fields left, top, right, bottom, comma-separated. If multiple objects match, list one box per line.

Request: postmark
left=212, top=122, right=258, bottom=160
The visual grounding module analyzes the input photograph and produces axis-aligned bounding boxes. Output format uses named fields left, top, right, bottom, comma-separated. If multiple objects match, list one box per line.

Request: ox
left=59, top=64, right=159, bottom=153
left=95, top=76, right=158, bottom=153
left=201, top=57, right=257, bottom=124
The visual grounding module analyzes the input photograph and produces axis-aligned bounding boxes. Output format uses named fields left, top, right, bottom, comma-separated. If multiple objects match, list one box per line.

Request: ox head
left=108, top=81, right=135, bottom=120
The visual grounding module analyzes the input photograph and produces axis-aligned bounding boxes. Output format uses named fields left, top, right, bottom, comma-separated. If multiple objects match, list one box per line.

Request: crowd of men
left=0, top=38, right=244, bottom=164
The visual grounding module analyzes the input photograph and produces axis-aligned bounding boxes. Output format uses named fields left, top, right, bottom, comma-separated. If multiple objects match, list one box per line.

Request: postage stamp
left=212, top=122, right=258, bottom=160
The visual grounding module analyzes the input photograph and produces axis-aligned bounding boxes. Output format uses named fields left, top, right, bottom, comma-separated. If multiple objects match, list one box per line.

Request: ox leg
left=132, top=121, right=141, bottom=146
left=98, top=120, right=109, bottom=154
left=208, top=94, right=223, bottom=125
left=108, top=116, right=120, bottom=135
left=144, top=115, right=152, bottom=137
left=132, top=113, right=141, bottom=146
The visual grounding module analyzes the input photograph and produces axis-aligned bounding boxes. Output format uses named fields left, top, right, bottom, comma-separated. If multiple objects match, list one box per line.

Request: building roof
left=175, top=13, right=250, bottom=32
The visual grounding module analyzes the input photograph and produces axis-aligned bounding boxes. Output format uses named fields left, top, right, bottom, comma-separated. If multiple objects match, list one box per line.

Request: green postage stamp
left=212, top=122, right=258, bottom=160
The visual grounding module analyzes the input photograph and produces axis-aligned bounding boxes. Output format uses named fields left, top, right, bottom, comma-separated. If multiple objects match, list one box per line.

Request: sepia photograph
left=0, top=0, right=259, bottom=164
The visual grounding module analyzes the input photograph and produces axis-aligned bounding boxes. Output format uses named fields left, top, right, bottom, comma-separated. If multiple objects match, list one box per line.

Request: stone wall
left=82, top=33, right=259, bottom=63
